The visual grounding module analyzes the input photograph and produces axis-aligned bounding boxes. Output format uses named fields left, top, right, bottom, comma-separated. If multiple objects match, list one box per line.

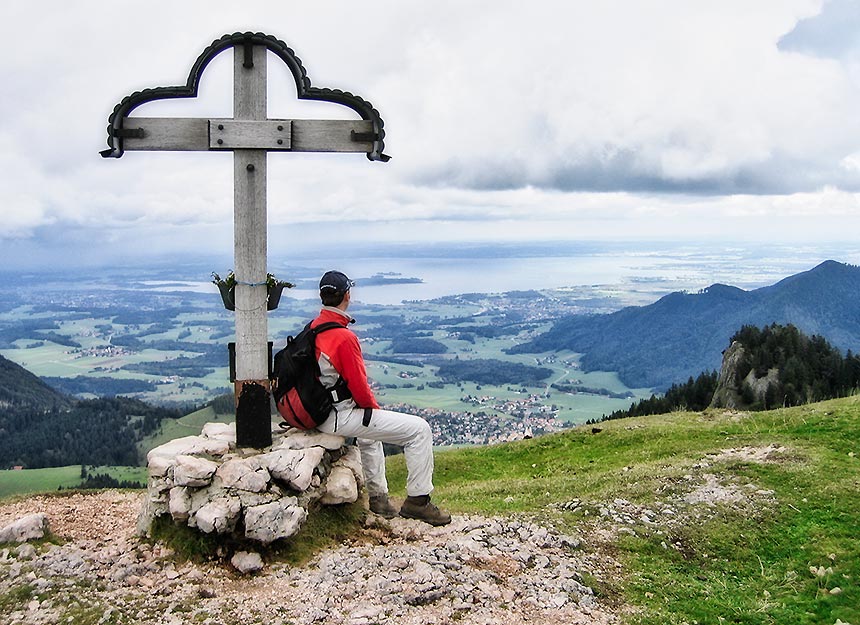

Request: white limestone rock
left=147, top=455, right=174, bottom=478
left=146, top=435, right=230, bottom=467
left=168, top=487, right=192, bottom=522
left=15, top=544, right=36, bottom=560
left=0, top=513, right=49, bottom=543
left=136, top=493, right=169, bottom=537
left=173, top=455, right=218, bottom=488
left=230, top=550, right=264, bottom=574
left=201, top=422, right=236, bottom=445
left=243, top=499, right=307, bottom=544
left=320, top=465, right=359, bottom=505
left=188, top=485, right=229, bottom=516
left=216, top=457, right=270, bottom=492
left=274, top=430, right=346, bottom=451
left=147, top=475, right=173, bottom=494
left=236, top=488, right=284, bottom=509
left=334, top=445, right=365, bottom=488
left=259, top=447, right=326, bottom=492
left=192, top=497, right=242, bottom=534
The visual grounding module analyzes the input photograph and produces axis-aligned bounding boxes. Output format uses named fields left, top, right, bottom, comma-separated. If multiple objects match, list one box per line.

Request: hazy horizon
left=5, top=239, right=859, bottom=306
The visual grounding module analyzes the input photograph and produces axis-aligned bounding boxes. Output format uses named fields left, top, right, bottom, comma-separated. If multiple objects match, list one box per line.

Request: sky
left=1, top=0, right=859, bottom=269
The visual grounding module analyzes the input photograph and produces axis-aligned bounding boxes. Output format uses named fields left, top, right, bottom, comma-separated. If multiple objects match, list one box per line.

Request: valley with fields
left=3, top=258, right=860, bottom=481
left=0, top=263, right=659, bottom=449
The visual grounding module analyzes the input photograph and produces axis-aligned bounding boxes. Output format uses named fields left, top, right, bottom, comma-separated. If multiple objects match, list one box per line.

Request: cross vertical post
left=232, top=44, right=271, bottom=446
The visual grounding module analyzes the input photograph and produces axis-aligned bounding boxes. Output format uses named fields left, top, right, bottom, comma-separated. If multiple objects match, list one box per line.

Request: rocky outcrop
left=138, top=422, right=364, bottom=544
left=710, top=341, right=749, bottom=409
left=710, top=340, right=780, bottom=410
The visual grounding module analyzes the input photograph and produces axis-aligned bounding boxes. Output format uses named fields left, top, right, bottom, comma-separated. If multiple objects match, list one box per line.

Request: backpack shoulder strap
left=308, top=320, right=351, bottom=399
left=311, top=321, right=348, bottom=336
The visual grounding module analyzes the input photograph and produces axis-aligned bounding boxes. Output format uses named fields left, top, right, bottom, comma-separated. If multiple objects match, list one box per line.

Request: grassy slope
left=0, top=466, right=147, bottom=498
left=385, top=395, right=860, bottom=625
left=136, top=405, right=239, bottom=457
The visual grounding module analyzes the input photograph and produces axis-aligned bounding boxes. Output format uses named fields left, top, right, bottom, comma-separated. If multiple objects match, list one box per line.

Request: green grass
left=137, top=405, right=226, bottom=455
left=384, top=395, right=860, bottom=624
left=0, top=465, right=147, bottom=498
left=0, top=583, right=33, bottom=613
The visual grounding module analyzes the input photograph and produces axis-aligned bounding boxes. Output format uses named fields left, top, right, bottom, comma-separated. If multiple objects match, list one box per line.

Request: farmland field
left=2, top=269, right=652, bottom=428
left=0, top=466, right=148, bottom=499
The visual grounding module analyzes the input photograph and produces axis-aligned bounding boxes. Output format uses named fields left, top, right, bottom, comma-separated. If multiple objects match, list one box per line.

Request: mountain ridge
left=509, top=260, right=860, bottom=389
left=0, top=353, right=70, bottom=411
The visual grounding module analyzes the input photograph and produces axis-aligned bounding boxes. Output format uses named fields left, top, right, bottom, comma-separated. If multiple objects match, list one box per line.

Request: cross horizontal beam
left=115, top=117, right=376, bottom=152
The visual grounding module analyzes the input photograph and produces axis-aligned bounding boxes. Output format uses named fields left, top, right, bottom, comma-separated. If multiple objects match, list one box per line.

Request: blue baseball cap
left=319, top=270, right=354, bottom=292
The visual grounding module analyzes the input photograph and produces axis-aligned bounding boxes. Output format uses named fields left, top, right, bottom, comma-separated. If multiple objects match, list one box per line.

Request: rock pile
left=138, top=422, right=363, bottom=544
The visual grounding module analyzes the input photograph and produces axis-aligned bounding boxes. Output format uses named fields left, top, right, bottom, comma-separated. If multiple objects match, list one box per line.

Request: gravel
left=0, top=444, right=785, bottom=624
left=0, top=491, right=620, bottom=625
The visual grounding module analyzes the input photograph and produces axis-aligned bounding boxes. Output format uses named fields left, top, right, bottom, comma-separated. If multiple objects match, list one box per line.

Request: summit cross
left=101, top=32, right=389, bottom=447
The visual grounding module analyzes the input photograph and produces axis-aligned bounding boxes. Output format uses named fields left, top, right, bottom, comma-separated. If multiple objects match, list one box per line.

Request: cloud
left=1, top=0, right=860, bottom=265
left=385, top=1, right=860, bottom=196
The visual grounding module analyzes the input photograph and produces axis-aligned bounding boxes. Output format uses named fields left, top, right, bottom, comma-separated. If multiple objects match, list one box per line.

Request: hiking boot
left=369, top=494, right=398, bottom=519
left=399, top=495, right=452, bottom=526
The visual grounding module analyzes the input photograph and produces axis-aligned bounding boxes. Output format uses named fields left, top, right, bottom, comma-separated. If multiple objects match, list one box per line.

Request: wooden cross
left=101, top=32, right=389, bottom=447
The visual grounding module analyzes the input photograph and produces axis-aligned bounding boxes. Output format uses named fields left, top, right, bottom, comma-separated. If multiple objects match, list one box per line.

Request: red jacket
left=311, top=307, right=379, bottom=409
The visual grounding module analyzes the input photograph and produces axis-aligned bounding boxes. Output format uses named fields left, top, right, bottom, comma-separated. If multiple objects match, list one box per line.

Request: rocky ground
left=0, top=441, right=787, bottom=625
left=0, top=491, right=622, bottom=625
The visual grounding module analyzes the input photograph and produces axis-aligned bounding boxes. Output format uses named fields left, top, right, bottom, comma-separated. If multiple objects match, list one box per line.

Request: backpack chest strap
left=329, top=376, right=352, bottom=403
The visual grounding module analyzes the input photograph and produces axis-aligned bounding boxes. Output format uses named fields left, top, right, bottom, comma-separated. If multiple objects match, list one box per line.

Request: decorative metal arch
left=101, top=31, right=387, bottom=161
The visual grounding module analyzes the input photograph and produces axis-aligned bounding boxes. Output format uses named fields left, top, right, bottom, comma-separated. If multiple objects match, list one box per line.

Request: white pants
left=316, top=403, right=435, bottom=498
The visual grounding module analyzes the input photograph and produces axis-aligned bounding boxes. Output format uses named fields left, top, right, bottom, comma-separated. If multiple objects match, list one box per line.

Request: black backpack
left=273, top=321, right=351, bottom=430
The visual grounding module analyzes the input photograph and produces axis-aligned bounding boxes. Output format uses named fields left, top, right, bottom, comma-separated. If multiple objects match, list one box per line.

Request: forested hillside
left=718, top=323, right=860, bottom=409
left=600, top=323, right=860, bottom=421
left=0, top=354, right=70, bottom=410
left=0, top=397, right=183, bottom=468
left=0, top=354, right=183, bottom=468
left=510, top=260, right=860, bottom=389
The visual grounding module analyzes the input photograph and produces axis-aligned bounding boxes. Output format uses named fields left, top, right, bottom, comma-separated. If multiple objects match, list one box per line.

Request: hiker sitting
left=310, top=270, right=451, bottom=526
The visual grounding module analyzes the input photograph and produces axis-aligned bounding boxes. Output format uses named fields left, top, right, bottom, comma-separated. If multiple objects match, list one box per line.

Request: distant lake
left=27, top=240, right=860, bottom=308
left=268, top=241, right=860, bottom=306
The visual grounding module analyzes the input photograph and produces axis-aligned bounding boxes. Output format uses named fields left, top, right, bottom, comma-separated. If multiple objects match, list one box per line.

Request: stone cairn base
left=138, top=422, right=364, bottom=545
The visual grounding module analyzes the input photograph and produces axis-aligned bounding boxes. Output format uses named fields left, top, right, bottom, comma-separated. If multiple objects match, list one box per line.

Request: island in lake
left=359, top=272, right=424, bottom=286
